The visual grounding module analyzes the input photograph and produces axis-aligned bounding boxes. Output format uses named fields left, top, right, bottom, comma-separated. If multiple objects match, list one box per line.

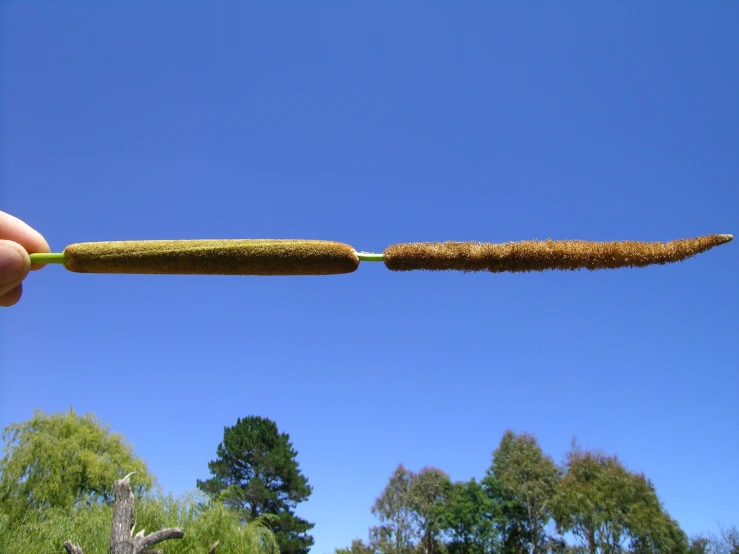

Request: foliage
left=689, top=526, right=739, bottom=554
left=0, top=503, right=112, bottom=554
left=334, top=539, right=377, bottom=554
left=342, top=430, right=726, bottom=554
left=0, top=408, right=152, bottom=522
left=551, top=447, right=688, bottom=553
left=1, top=409, right=732, bottom=554
left=370, top=464, right=416, bottom=554
left=718, top=526, right=739, bottom=554
left=196, top=415, right=314, bottom=554
left=408, top=467, right=452, bottom=554
left=690, top=536, right=714, bottom=554
left=486, top=430, right=560, bottom=554
left=369, top=465, right=462, bottom=553
left=0, top=491, right=278, bottom=554
left=437, top=478, right=501, bottom=554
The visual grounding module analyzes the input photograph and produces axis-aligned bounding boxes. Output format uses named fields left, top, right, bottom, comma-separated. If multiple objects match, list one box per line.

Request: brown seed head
left=383, top=234, right=732, bottom=273
left=64, top=239, right=359, bottom=276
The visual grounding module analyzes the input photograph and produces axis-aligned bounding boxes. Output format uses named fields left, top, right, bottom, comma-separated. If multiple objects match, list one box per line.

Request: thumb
left=0, top=240, right=31, bottom=296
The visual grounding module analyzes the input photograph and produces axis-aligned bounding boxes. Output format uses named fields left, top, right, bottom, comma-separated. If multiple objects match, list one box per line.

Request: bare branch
left=134, top=528, right=185, bottom=552
left=109, top=475, right=185, bottom=554
left=208, top=540, right=220, bottom=554
left=111, top=476, right=137, bottom=549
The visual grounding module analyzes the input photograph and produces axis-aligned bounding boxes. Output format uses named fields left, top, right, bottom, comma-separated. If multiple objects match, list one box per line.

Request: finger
left=0, top=282, right=23, bottom=307
left=0, top=211, right=51, bottom=270
left=0, top=240, right=31, bottom=297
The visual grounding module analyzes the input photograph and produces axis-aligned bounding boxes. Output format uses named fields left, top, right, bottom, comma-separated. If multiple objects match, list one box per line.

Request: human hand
left=0, top=211, right=50, bottom=307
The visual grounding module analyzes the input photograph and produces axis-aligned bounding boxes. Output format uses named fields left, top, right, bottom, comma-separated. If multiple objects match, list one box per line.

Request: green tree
left=629, top=511, right=688, bottom=554
left=0, top=408, right=152, bottom=522
left=551, top=448, right=688, bottom=554
left=689, top=536, right=712, bottom=554
left=0, top=491, right=279, bottom=554
left=196, top=415, right=314, bottom=554
left=438, top=478, right=501, bottom=554
left=370, top=464, right=416, bottom=554
left=408, top=467, right=452, bottom=554
left=486, top=430, right=560, bottom=554
left=334, top=539, right=377, bottom=554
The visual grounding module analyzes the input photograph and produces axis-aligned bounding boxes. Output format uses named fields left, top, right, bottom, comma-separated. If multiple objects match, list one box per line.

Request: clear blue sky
left=1, top=3, right=737, bottom=552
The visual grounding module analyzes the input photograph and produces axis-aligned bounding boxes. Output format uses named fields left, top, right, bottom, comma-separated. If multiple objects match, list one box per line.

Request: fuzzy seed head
left=383, top=234, right=732, bottom=273
left=64, top=239, right=360, bottom=276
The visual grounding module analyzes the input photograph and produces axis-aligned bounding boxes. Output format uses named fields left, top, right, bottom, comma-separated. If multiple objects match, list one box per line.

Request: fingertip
left=0, top=240, right=31, bottom=294
left=0, top=282, right=23, bottom=307
left=0, top=211, right=51, bottom=259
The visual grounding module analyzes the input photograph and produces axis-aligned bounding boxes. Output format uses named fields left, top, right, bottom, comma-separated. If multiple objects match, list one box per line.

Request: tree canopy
left=0, top=408, right=152, bottom=520
left=0, top=491, right=279, bottom=554
left=370, top=464, right=416, bottom=554
left=335, top=430, right=728, bottom=554
left=0, top=409, right=278, bottom=554
left=368, top=464, right=456, bottom=554
left=486, top=430, right=560, bottom=554
left=196, top=415, right=314, bottom=554
left=1, top=409, right=733, bottom=554
left=438, top=478, right=501, bottom=554
left=551, top=447, right=688, bottom=553
left=408, top=467, right=452, bottom=554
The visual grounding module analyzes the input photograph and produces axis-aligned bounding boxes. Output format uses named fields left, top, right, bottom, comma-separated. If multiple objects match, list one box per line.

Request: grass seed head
left=64, top=239, right=360, bottom=276
left=383, top=234, right=732, bottom=273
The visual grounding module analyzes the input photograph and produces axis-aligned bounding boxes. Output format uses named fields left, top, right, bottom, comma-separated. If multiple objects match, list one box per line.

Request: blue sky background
left=1, top=2, right=737, bottom=551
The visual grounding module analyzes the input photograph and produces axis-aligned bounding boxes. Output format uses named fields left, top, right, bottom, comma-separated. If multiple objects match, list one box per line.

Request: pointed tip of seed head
left=718, top=234, right=733, bottom=243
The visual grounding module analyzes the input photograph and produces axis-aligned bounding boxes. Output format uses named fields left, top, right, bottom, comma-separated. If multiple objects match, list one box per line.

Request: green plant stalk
left=356, top=252, right=384, bottom=262
left=30, top=253, right=68, bottom=265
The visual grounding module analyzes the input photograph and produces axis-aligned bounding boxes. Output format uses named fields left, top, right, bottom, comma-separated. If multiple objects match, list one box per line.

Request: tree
left=689, top=526, right=739, bottom=554
left=0, top=408, right=152, bottom=521
left=485, top=430, right=560, bottom=554
left=370, top=464, right=416, bottom=554
left=629, top=511, right=689, bottom=554
left=370, top=465, right=483, bottom=554
left=438, top=478, right=501, bottom=554
left=408, top=467, right=452, bottom=554
left=334, top=539, right=377, bottom=554
left=196, top=415, right=314, bottom=554
left=0, top=480, right=279, bottom=554
left=0, top=410, right=278, bottom=554
left=715, top=526, right=739, bottom=554
left=335, top=432, right=727, bottom=554
left=689, top=536, right=712, bottom=554
left=551, top=447, right=688, bottom=554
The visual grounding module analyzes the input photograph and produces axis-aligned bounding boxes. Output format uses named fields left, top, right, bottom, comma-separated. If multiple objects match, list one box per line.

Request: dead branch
left=109, top=474, right=184, bottom=554
left=63, top=473, right=184, bottom=554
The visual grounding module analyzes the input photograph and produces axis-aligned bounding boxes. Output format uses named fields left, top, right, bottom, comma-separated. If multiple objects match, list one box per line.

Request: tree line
left=335, top=431, right=737, bottom=554
left=0, top=409, right=311, bottom=553
left=0, top=409, right=735, bottom=553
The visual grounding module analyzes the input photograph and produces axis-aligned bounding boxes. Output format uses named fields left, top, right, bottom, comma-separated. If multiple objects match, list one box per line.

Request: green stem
left=29, top=252, right=68, bottom=265
left=356, top=252, right=384, bottom=262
